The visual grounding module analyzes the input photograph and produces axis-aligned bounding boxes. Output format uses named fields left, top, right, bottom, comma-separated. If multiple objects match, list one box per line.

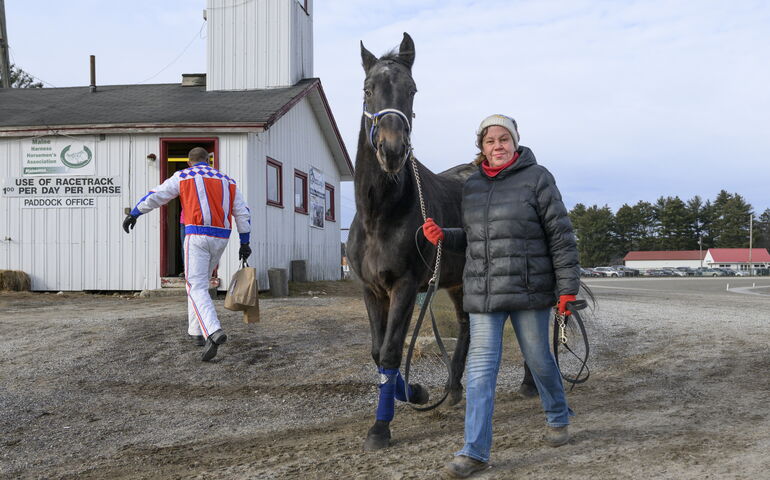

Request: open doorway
left=159, top=138, right=219, bottom=278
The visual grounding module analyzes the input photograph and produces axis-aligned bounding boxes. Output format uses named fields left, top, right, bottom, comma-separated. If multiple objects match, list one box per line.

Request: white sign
left=309, top=167, right=324, bottom=229
left=2, top=177, right=121, bottom=197
left=21, top=197, right=98, bottom=209
left=22, top=137, right=96, bottom=176
left=2, top=176, right=121, bottom=209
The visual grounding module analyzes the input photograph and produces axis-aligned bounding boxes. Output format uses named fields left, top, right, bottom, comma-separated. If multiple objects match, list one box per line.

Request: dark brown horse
left=347, top=33, right=541, bottom=450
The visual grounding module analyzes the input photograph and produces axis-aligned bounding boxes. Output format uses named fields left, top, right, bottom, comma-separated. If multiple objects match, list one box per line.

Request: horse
left=347, top=32, right=540, bottom=451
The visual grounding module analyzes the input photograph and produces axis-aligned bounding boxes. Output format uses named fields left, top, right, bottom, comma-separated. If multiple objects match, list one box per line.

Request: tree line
left=569, top=190, right=770, bottom=267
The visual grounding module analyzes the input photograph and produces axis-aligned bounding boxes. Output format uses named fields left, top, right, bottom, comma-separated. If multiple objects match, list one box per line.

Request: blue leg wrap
left=376, top=367, right=398, bottom=421
left=394, top=371, right=414, bottom=402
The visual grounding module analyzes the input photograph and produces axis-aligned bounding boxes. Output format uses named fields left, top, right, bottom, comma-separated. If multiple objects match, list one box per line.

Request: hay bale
left=0, top=270, right=32, bottom=291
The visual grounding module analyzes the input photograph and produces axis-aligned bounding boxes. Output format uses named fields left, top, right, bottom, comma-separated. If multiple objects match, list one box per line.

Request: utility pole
left=749, top=214, right=753, bottom=275
left=0, top=0, right=11, bottom=88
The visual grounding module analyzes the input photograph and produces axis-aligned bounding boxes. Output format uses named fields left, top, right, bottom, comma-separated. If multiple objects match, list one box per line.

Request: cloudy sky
left=6, top=0, right=770, bottom=229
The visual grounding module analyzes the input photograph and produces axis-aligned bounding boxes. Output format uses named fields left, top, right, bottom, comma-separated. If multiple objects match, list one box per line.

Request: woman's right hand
left=422, top=218, right=444, bottom=245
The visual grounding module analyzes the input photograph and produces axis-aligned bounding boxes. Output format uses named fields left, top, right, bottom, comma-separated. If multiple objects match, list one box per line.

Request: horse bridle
left=363, top=104, right=414, bottom=168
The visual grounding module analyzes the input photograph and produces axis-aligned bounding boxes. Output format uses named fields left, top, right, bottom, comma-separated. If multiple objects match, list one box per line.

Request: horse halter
left=363, top=104, right=414, bottom=165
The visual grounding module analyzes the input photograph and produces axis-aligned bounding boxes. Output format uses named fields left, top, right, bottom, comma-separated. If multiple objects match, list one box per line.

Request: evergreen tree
left=756, top=209, right=770, bottom=250
left=634, top=201, right=658, bottom=250
left=688, top=195, right=716, bottom=249
left=711, top=190, right=753, bottom=247
left=654, top=196, right=692, bottom=250
left=570, top=204, right=615, bottom=266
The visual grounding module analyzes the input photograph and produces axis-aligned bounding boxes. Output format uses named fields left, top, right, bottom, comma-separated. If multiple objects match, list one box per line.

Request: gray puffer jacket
left=443, top=146, right=579, bottom=313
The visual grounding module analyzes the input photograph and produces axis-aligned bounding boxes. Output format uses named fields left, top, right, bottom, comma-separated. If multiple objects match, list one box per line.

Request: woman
left=422, top=114, right=580, bottom=478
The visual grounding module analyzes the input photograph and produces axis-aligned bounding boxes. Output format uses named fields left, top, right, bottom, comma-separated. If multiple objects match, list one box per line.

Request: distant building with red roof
left=624, top=248, right=770, bottom=271
left=704, top=248, right=770, bottom=269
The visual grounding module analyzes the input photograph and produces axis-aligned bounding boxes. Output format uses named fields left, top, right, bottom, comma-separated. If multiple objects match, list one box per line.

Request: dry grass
left=0, top=270, right=32, bottom=291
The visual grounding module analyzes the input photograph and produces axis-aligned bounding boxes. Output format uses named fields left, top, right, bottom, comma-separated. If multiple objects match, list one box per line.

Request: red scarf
left=481, top=151, right=519, bottom=177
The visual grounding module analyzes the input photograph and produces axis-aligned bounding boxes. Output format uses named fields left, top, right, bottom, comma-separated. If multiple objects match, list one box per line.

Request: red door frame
left=158, top=137, right=220, bottom=277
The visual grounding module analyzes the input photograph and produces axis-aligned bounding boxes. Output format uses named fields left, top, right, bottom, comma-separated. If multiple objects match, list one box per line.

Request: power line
left=8, top=47, right=57, bottom=87
left=136, top=21, right=206, bottom=84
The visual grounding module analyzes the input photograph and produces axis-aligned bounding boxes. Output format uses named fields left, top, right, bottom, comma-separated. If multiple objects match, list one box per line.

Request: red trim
left=266, top=157, right=283, bottom=208
left=159, top=137, right=219, bottom=277
left=294, top=169, right=308, bottom=214
left=325, top=183, right=335, bottom=222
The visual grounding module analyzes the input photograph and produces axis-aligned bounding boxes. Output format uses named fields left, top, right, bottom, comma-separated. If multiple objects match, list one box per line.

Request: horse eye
left=364, top=89, right=373, bottom=97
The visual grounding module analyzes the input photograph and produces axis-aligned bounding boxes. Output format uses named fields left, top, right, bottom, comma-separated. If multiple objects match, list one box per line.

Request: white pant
left=184, top=234, right=229, bottom=337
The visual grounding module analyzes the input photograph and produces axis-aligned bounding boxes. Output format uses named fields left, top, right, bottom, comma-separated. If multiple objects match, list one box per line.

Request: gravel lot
left=1, top=277, right=769, bottom=479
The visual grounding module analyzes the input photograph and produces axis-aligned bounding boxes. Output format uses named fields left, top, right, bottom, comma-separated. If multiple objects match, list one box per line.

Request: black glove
left=239, top=243, right=252, bottom=262
left=122, top=214, right=137, bottom=233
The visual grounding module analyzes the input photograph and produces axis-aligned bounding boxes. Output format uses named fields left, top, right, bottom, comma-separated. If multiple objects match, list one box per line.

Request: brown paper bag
left=224, top=266, right=259, bottom=311
left=242, top=303, right=260, bottom=324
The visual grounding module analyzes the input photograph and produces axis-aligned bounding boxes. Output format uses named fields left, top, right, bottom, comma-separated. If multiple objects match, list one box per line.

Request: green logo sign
left=60, top=145, right=93, bottom=169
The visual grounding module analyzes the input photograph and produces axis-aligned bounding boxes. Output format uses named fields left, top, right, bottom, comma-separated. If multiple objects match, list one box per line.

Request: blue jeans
left=458, top=308, right=572, bottom=462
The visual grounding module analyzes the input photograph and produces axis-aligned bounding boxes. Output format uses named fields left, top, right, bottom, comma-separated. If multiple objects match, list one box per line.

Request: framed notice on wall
left=309, top=167, right=325, bottom=229
left=22, top=137, right=96, bottom=176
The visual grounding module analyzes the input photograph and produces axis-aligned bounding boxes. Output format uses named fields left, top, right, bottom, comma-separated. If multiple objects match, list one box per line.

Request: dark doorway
left=159, top=138, right=219, bottom=278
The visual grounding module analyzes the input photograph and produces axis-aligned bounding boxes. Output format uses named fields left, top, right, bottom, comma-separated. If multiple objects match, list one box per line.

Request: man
left=123, top=147, right=251, bottom=362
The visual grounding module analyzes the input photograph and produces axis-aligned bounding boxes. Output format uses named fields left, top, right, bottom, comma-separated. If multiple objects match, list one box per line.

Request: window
left=325, top=183, right=335, bottom=222
left=294, top=170, right=308, bottom=214
left=266, top=157, right=283, bottom=207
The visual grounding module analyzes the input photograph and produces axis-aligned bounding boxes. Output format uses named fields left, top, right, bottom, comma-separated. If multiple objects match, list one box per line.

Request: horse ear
left=399, top=32, right=415, bottom=69
left=361, top=41, right=377, bottom=73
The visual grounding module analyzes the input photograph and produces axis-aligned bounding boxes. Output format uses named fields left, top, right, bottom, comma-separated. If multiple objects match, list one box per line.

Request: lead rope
left=403, top=152, right=453, bottom=411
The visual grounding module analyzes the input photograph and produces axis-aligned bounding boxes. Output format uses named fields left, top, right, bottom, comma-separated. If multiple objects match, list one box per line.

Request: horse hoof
left=448, top=386, right=463, bottom=406
left=364, top=422, right=391, bottom=451
left=409, top=383, right=430, bottom=405
left=518, top=382, right=539, bottom=398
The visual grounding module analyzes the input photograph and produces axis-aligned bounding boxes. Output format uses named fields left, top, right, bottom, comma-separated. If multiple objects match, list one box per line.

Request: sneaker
left=443, top=455, right=489, bottom=478
left=544, top=425, right=569, bottom=447
left=201, top=329, right=227, bottom=362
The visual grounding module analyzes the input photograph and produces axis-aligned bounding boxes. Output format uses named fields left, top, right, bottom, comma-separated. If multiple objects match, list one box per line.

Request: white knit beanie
left=476, top=114, right=520, bottom=149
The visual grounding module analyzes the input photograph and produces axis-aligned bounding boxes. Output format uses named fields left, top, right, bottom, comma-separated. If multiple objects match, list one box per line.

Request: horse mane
left=379, top=50, right=412, bottom=69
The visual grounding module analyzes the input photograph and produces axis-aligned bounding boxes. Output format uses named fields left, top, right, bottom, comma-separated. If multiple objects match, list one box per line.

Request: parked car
left=580, top=267, right=601, bottom=277
left=699, top=268, right=725, bottom=277
left=612, top=265, right=640, bottom=277
left=593, top=266, right=624, bottom=277
left=675, top=267, right=695, bottom=276
left=734, top=270, right=750, bottom=276
left=716, top=268, right=736, bottom=276
left=643, top=268, right=665, bottom=276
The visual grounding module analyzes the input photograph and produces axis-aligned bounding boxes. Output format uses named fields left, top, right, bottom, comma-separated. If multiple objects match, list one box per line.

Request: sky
left=5, top=0, right=770, bottom=231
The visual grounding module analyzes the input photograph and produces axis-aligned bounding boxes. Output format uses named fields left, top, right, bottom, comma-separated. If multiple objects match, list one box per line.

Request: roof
left=0, top=78, right=353, bottom=179
left=707, top=248, right=770, bottom=262
left=624, top=250, right=706, bottom=261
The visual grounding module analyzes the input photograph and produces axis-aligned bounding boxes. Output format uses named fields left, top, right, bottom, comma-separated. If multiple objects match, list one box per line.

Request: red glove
left=422, top=218, right=444, bottom=245
left=557, top=295, right=577, bottom=316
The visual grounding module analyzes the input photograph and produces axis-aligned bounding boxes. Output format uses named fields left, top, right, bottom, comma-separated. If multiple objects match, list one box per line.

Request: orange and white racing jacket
left=131, top=162, right=251, bottom=244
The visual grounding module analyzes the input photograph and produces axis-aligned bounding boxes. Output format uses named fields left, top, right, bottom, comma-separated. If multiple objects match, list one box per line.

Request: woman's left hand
left=557, top=295, right=577, bottom=316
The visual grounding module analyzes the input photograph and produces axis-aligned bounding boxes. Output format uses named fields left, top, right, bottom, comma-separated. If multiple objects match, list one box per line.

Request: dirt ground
left=1, top=277, right=769, bottom=479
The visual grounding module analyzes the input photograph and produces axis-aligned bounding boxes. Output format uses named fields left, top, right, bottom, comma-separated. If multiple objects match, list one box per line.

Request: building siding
left=1, top=102, right=343, bottom=291
left=207, top=0, right=312, bottom=91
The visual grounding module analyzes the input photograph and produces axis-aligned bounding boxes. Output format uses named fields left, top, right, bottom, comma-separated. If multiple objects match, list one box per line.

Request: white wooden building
left=0, top=0, right=353, bottom=292
left=624, top=248, right=770, bottom=271
left=623, top=250, right=706, bottom=270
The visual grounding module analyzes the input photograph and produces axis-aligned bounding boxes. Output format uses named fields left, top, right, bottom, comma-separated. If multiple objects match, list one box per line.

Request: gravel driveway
left=1, top=277, right=768, bottom=479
